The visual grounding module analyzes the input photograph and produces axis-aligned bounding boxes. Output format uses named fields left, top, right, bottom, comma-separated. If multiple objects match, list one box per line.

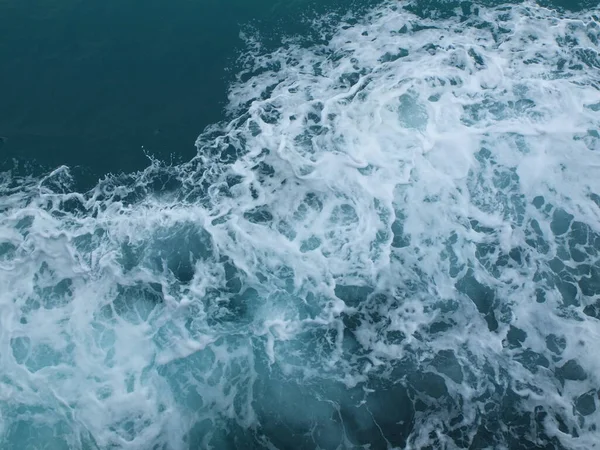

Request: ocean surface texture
left=1, top=0, right=600, bottom=449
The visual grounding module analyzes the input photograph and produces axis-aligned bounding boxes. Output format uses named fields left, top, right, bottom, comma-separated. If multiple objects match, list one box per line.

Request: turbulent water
left=1, top=1, right=600, bottom=449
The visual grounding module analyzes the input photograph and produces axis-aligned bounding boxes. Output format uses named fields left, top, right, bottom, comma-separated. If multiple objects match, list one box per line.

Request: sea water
left=1, top=0, right=600, bottom=449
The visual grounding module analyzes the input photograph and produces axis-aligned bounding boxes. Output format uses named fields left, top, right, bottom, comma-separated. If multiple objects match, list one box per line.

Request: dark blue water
left=0, top=0, right=375, bottom=181
left=1, top=1, right=600, bottom=449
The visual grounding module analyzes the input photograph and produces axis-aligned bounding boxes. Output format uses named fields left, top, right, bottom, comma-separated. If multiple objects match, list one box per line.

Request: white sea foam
left=1, top=1, right=600, bottom=449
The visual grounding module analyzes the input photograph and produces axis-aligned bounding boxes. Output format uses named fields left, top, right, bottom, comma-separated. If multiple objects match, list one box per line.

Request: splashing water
left=1, top=1, right=600, bottom=449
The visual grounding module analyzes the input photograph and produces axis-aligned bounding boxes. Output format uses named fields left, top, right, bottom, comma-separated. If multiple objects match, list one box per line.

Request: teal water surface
left=1, top=0, right=600, bottom=449
left=0, top=0, right=592, bottom=178
left=0, top=0, right=374, bottom=182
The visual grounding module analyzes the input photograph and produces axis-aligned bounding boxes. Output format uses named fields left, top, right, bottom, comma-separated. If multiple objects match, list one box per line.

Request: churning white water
left=1, top=1, right=600, bottom=449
